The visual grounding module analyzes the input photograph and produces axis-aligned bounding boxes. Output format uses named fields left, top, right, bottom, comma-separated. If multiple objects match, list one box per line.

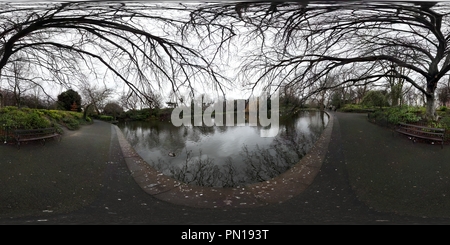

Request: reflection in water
left=119, top=110, right=328, bottom=187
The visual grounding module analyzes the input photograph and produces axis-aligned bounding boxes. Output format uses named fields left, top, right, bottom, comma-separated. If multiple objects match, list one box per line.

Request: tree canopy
left=189, top=1, right=450, bottom=119
left=1, top=1, right=450, bottom=120
left=57, top=88, right=81, bottom=112
left=0, top=2, right=231, bottom=106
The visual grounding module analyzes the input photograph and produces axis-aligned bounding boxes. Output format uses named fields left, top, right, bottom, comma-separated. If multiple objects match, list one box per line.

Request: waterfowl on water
left=168, top=152, right=176, bottom=157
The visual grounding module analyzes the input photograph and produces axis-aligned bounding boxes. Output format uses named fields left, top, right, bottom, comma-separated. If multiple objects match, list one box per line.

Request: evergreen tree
left=57, top=89, right=82, bottom=112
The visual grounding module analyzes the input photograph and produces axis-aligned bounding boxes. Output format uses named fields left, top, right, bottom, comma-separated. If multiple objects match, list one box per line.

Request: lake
left=118, top=110, right=329, bottom=187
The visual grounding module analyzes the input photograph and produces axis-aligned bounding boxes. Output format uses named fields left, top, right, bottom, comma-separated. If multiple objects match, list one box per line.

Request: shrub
left=440, top=116, right=450, bottom=130
left=439, top=106, right=448, bottom=112
left=361, top=90, right=390, bottom=108
left=99, top=115, right=113, bottom=121
left=68, top=111, right=82, bottom=119
left=368, top=106, right=421, bottom=126
left=62, top=117, right=80, bottom=130
left=0, top=107, right=92, bottom=132
left=28, top=111, right=51, bottom=129
left=42, top=110, right=63, bottom=121
left=0, top=107, right=52, bottom=129
left=91, top=114, right=114, bottom=121
left=339, top=104, right=376, bottom=113
left=390, top=107, right=421, bottom=124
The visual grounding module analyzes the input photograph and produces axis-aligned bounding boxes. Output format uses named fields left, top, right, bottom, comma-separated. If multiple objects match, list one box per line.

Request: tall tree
left=437, top=77, right=450, bottom=107
left=57, top=88, right=81, bottom=112
left=6, top=59, right=32, bottom=107
left=379, top=61, right=411, bottom=107
left=190, top=1, right=450, bottom=120
left=103, top=101, right=124, bottom=119
left=80, top=80, right=113, bottom=116
left=0, top=2, right=230, bottom=106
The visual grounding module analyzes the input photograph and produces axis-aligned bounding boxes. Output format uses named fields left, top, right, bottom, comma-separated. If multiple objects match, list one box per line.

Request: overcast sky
left=0, top=1, right=269, bottom=107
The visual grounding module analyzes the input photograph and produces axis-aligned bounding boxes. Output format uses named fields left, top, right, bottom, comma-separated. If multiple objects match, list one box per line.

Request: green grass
left=339, top=104, right=378, bottom=113
left=0, top=106, right=92, bottom=133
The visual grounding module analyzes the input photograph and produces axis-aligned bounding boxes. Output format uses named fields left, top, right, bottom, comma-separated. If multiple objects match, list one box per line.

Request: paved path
left=1, top=113, right=450, bottom=224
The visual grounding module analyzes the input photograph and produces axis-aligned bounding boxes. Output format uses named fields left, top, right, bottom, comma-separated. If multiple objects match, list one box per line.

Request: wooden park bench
left=395, top=122, right=445, bottom=149
left=13, top=127, right=61, bottom=149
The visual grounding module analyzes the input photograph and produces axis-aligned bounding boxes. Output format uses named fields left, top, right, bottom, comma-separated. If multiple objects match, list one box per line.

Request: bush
left=0, top=107, right=52, bottom=129
left=0, top=107, right=91, bottom=131
left=62, top=117, right=80, bottom=130
left=369, top=106, right=450, bottom=142
left=439, top=106, right=448, bottom=112
left=440, top=116, right=450, bottom=130
left=124, top=108, right=152, bottom=121
left=361, top=90, right=390, bottom=108
left=0, top=106, right=17, bottom=113
left=28, top=111, right=51, bottom=129
left=368, top=106, right=422, bottom=126
left=339, top=104, right=376, bottom=113
left=41, top=110, right=62, bottom=121
left=99, top=115, right=113, bottom=121
left=69, top=111, right=82, bottom=119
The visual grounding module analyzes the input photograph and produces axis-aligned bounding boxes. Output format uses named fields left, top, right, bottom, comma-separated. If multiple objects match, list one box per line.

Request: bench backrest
left=14, top=127, right=57, bottom=135
left=398, top=123, right=445, bottom=133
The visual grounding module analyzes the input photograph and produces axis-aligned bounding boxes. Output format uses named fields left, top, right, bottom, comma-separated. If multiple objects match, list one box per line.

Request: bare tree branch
left=0, top=2, right=234, bottom=106
left=191, top=1, right=450, bottom=119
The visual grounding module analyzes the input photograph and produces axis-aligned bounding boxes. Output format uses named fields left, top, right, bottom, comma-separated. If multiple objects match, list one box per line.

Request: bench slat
left=395, top=122, right=445, bottom=148
left=398, top=123, right=445, bottom=132
left=13, top=127, right=61, bottom=148
left=395, top=129, right=443, bottom=142
left=397, top=128, right=445, bottom=136
left=17, top=133, right=60, bottom=142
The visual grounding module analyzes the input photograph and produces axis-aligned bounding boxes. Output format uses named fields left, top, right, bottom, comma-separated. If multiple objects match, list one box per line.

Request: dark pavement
left=1, top=113, right=450, bottom=225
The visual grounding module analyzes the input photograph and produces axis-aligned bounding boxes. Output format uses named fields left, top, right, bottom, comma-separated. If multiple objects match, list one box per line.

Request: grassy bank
left=0, top=106, right=92, bottom=141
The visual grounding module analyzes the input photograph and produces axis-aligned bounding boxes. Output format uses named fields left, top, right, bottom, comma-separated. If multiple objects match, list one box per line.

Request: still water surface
left=118, top=110, right=328, bottom=187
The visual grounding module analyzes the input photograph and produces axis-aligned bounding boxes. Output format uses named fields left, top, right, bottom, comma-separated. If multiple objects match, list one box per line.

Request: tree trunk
left=318, top=90, right=326, bottom=111
left=391, top=84, right=402, bottom=107
left=83, top=103, right=93, bottom=121
left=425, top=94, right=437, bottom=121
